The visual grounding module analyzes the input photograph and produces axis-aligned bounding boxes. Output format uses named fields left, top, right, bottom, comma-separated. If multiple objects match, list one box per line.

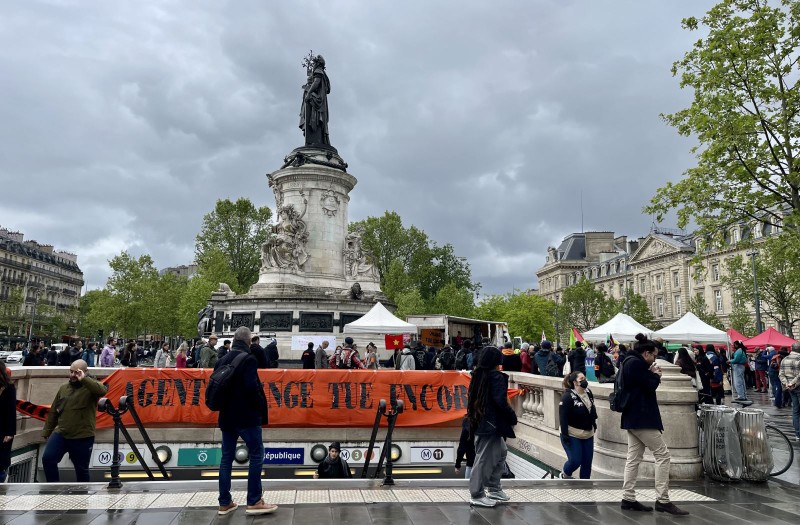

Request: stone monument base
left=209, top=286, right=396, bottom=361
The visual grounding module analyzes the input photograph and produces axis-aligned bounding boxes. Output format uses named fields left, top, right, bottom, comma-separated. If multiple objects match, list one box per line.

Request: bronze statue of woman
left=299, top=55, right=331, bottom=147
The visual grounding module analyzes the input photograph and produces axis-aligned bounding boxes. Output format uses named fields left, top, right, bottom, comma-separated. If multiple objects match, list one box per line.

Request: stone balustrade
left=505, top=359, right=702, bottom=480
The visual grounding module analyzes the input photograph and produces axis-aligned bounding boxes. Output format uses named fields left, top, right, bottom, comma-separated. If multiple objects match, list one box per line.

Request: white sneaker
left=470, top=496, right=497, bottom=507
left=560, top=472, right=574, bottom=479
left=487, top=489, right=510, bottom=501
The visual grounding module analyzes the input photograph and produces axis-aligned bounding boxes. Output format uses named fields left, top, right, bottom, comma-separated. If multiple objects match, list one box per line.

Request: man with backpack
left=455, top=340, right=473, bottom=370
left=330, top=337, right=365, bottom=369
left=211, top=326, right=276, bottom=516
left=437, top=345, right=456, bottom=370
left=533, top=341, right=562, bottom=377
left=593, top=343, right=617, bottom=383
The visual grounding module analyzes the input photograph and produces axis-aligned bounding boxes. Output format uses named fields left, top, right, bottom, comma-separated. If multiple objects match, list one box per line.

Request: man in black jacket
left=215, top=327, right=276, bottom=516
left=620, top=335, right=688, bottom=516
left=300, top=342, right=316, bottom=369
left=467, top=346, right=517, bottom=508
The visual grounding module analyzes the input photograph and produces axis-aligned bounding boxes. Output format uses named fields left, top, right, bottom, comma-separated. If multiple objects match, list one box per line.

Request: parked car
left=5, top=351, right=23, bottom=364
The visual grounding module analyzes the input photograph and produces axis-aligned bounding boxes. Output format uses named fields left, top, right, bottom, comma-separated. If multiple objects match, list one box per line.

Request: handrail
left=361, top=399, right=387, bottom=478
left=370, top=400, right=404, bottom=486
left=98, top=396, right=169, bottom=488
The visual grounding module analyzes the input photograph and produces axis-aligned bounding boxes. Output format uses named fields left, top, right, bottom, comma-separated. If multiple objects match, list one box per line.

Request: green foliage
left=723, top=235, right=800, bottom=336
left=646, top=0, right=800, bottom=242
left=603, top=290, right=655, bottom=328
left=0, top=287, right=24, bottom=336
left=106, top=252, right=160, bottom=338
left=687, top=293, right=725, bottom=330
left=195, top=198, right=272, bottom=292
left=177, top=248, right=238, bottom=337
left=475, top=293, right=554, bottom=342
left=79, top=289, right=113, bottom=338
left=558, top=278, right=609, bottom=332
left=352, top=211, right=478, bottom=316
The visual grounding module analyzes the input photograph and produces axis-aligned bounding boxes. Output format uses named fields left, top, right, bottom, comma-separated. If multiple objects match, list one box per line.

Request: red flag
left=385, top=334, right=404, bottom=350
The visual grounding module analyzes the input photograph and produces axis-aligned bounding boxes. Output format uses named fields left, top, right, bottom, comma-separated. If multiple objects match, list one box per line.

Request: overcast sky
left=0, top=0, right=715, bottom=296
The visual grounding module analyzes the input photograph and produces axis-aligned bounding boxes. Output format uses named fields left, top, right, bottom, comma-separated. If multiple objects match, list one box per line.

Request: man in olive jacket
left=42, top=360, right=108, bottom=482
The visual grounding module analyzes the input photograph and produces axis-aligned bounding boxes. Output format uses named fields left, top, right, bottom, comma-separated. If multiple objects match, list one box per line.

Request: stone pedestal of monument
left=209, top=146, right=392, bottom=358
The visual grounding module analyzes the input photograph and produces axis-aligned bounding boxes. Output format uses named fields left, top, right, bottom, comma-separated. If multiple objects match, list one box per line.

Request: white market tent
left=653, top=312, right=729, bottom=344
left=582, top=313, right=653, bottom=343
left=342, top=302, right=419, bottom=334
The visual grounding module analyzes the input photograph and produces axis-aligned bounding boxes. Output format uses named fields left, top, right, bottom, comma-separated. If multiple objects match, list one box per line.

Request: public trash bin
left=700, top=405, right=742, bottom=481
left=735, top=408, right=773, bottom=482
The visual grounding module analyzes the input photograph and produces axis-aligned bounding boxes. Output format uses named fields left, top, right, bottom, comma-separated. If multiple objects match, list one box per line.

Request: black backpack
left=595, top=352, right=615, bottom=377
left=438, top=351, right=455, bottom=370
left=609, top=356, right=633, bottom=413
left=544, top=354, right=560, bottom=377
left=205, top=352, right=249, bottom=411
left=455, top=350, right=467, bottom=370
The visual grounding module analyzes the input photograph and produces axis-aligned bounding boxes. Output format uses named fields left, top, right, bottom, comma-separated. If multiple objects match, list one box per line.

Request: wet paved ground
left=1, top=384, right=797, bottom=524
left=0, top=476, right=796, bottom=524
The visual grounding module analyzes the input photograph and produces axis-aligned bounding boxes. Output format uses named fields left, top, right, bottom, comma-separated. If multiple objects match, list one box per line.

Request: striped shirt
left=779, top=352, right=800, bottom=389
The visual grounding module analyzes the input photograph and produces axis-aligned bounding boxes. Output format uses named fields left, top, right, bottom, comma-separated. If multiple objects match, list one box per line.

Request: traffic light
left=98, top=329, right=104, bottom=339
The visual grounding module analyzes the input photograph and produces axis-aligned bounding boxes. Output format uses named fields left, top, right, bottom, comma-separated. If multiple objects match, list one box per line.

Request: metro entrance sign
left=177, top=448, right=221, bottom=466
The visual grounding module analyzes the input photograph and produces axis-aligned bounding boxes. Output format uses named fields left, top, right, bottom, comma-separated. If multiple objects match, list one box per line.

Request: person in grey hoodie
left=399, top=345, right=416, bottom=370
left=315, top=341, right=330, bottom=369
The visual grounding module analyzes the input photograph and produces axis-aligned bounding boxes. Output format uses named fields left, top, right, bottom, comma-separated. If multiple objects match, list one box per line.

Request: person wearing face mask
left=558, top=371, right=597, bottom=479
left=619, top=334, right=688, bottom=516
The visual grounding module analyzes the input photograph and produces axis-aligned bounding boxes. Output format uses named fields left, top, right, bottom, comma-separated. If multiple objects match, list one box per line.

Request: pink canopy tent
left=727, top=328, right=748, bottom=345
left=743, top=327, right=797, bottom=351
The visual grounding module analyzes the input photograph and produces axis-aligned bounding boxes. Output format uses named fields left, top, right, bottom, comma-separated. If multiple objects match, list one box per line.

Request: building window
left=657, top=297, right=664, bottom=317
left=639, top=278, right=646, bottom=293
left=754, top=223, right=763, bottom=239
left=712, top=264, right=720, bottom=282
left=674, top=295, right=682, bottom=316
left=714, top=289, right=723, bottom=313
left=673, top=271, right=680, bottom=288
left=655, top=274, right=663, bottom=291
left=733, top=228, right=740, bottom=243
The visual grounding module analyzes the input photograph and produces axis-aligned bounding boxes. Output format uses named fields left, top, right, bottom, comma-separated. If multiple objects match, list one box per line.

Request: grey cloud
left=0, top=0, right=715, bottom=294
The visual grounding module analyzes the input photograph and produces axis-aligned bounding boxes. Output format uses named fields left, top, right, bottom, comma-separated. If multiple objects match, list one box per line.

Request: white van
left=51, top=343, right=69, bottom=353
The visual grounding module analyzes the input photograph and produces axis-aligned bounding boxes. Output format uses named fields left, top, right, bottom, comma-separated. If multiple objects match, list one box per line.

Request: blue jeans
left=562, top=436, right=594, bottom=479
left=219, top=425, right=264, bottom=507
left=791, top=390, right=800, bottom=439
left=769, top=372, right=782, bottom=407
left=733, top=364, right=747, bottom=400
left=42, top=433, right=94, bottom=482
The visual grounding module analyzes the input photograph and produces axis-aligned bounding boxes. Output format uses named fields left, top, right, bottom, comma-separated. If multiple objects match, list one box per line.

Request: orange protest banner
left=17, top=369, right=520, bottom=430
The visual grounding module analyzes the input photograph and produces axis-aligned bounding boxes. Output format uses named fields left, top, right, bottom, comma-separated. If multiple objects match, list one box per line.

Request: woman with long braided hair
left=466, top=346, right=517, bottom=508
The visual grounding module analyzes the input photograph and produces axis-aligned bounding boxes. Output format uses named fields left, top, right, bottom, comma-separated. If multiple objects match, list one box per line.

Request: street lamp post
left=746, top=250, right=763, bottom=333
left=555, top=294, right=560, bottom=348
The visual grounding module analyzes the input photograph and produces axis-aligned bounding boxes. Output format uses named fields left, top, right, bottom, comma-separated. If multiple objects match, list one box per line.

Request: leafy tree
left=503, top=293, right=555, bottom=343
left=351, top=211, right=478, bottom=318
left=177, top=248, right=238, bottom=337
left=195, top=198, right=272, bottom=293
left=475, top=293, right=554, bottom=343
left=723, top=235, right=800, bottom=336
left=0, top=288, right=24, bottom=336
left=559, top=278, right=609, bottom=332
left=105, top=252, right=160, bottom=338
left=646, top=0, right=800, bottom=241
left=79, top=289, right=113, bottom=338
left=145, top=272, right=188, bottom=338
left=603, top=290, right=655, bottom=328
left=687, top=293, right=725, bottom=330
